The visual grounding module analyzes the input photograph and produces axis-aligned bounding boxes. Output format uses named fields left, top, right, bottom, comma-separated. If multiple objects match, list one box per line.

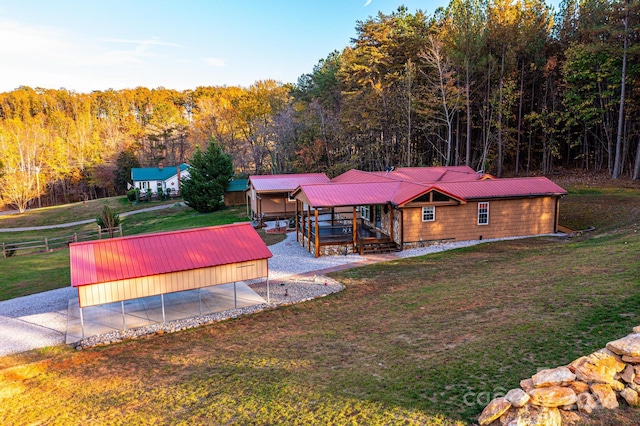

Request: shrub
left=126, top=189, right=138, bottom=202
left=96, top=205, right=121, bottom=238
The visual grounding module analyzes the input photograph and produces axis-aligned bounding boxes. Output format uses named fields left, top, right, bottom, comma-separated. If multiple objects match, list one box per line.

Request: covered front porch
left=294, top=203, right=398, bottom=257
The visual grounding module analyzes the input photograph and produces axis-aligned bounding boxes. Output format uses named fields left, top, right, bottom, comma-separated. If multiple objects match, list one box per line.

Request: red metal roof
left=296, top=174, right=565, bottom=208
left=380, top=166, right=481, bottom=183
left=297, top=182, right=402, bottom=207
left=249, top=173, right=329, bottom=191
left=390, top=183, right=467, bottom=206
left=435, top=177, right=567, bottom=200
left=298, top=181, right=470, bottom=208
left=331, top=169, right=395, bottom=184
left=70, top=223, right=272, bottom=287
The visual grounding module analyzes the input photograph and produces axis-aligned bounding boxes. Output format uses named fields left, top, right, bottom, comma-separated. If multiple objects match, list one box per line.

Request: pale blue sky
left=0, top=0, right=560, bottom=93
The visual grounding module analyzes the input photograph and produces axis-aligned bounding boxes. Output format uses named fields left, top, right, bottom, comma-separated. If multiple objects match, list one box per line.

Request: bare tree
left=419, top=35, right=462, bottom=166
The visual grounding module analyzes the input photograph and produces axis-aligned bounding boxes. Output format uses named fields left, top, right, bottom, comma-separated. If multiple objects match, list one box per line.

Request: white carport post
left=233, top=282, right=237, bottom=309
left=161, top=294, right=166, bottom=322
left=79, top=307, right=85, bottom=339
left=266, top=277, right=270, bottom=303
left=121, top=301, right=126, bottom=330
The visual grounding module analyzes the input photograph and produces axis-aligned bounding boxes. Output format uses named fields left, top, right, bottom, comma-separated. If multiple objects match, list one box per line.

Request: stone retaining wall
left=296, top=231, right=356, bottom=256
left=479, top=326, right=640, bottom=425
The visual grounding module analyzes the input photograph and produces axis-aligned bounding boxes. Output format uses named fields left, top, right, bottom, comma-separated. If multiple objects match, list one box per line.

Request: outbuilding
left=69, top=222, right=272, bottom=337
left=246, top=173, right=330, bottom=221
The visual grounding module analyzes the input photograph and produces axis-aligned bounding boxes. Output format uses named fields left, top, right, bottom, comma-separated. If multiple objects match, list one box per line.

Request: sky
left=0, top=0, right=560, bottom=93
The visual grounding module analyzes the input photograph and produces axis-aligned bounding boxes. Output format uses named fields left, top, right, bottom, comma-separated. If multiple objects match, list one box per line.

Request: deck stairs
left=359, top=240, right=401, bottom=255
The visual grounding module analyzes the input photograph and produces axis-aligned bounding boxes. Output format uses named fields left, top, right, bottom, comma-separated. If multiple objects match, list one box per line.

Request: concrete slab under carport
left=66, top=282, right=265, bottom=344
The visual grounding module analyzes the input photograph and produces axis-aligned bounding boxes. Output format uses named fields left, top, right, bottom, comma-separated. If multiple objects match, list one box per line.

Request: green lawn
left=0, top=186, right=639, bottom=424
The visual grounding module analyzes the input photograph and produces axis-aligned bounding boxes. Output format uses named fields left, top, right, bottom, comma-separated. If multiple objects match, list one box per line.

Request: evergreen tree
left=114, top=148, right=140, bottom=194
left=181, top=139, right=233, bottom=213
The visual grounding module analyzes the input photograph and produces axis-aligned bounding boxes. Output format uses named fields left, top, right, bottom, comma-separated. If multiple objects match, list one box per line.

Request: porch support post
left=389, top=204, right=394, bottom=243
left=554, top=197, right=560, bottom=233
left=314, top=209, right=320, bottom=258
left=352, top=206, right=357, bottom=249
left=307, top=204, right=312, bottom=253
left=295, top=200, right=299, bottom=242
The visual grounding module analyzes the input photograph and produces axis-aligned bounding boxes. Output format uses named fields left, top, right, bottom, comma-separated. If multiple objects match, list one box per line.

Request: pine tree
left=181, top=139, right=233, bottom=213
left=114, top=148, right=140, bottom=194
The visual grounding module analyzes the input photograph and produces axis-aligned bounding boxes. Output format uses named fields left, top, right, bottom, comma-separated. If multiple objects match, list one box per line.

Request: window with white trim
left=422, top=206, right=435, bottom=222
left=360, top=205, right=370, bottom=221
left=478, top=202, right=489, bottom=225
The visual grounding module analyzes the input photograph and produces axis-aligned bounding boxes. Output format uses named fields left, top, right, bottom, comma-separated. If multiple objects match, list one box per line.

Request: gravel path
left=0, top=287, right=76, bottom=356
left=0, top=222, right=562, bottom=355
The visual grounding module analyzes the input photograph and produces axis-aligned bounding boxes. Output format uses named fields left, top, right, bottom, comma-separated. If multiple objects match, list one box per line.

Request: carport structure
left=68, top=223, right=272, bottom=340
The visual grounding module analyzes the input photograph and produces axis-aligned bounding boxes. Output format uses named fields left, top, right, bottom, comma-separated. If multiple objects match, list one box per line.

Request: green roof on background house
left=131, top=164, right=190, bottom=181
left=227, top=179, right=248, bottom=192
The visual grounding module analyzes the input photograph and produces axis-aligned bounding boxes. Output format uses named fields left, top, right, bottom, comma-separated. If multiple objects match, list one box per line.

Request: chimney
left=177, top=164, right=181, bottom=192
left=158, top=162, right=164, bottom=171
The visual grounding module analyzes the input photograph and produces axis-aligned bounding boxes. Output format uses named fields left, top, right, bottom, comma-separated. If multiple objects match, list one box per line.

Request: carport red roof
left=70, top=223, right=272, bottom=287
left=249, top=173, right=329, bottom=192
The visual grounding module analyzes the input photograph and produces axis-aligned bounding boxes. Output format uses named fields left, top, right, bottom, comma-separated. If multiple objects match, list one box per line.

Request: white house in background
left=131, top=163, right=190, bottom=195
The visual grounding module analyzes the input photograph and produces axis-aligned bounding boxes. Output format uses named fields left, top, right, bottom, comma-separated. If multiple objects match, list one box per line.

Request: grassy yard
left=0, top=185, right=639, bottom=424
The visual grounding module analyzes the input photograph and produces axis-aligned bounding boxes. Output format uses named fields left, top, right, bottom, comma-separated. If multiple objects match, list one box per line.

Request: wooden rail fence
left=2, top=224, right=123, bottom=258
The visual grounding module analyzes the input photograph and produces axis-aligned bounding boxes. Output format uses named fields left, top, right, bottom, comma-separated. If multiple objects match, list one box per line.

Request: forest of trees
left=0, top=0, right=638, bottom=211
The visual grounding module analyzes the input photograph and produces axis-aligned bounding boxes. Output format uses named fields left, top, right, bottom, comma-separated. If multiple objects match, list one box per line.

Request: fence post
left=119, top=223, right=123, bottom=237
left=45, top=238, right=49, bottom=252
left=2, top=242, right=5, bottom=258
left=98, top=226, right=102, bottom=240
left=74, top=232, right=78, bottom=243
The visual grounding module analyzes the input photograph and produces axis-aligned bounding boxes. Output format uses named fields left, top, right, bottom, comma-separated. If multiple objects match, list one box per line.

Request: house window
left=422, top=206, right=435, bottom=222
left=360, top=205, right=370, bottom=221
left=478, top=202, right=489, bottom=225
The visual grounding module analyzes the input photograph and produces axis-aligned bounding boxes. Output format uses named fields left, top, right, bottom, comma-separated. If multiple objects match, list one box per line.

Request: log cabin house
left=290, top=166, right=567, bottom=257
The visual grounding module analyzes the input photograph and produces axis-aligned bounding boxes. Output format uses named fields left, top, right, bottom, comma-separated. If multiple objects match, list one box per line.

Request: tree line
left=0, top=0, right=638, bottom=211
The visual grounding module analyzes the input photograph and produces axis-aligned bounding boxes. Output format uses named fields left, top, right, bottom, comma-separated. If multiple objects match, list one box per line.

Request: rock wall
left=479, top=327, right=640, bottom=425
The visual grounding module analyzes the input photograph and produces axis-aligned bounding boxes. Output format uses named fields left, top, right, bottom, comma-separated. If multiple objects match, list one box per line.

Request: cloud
left=204, top=57, right=226, bottom=67
left=0, top=19, right=72, bottom=58
left=99, top=36, right=185, bottom=49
